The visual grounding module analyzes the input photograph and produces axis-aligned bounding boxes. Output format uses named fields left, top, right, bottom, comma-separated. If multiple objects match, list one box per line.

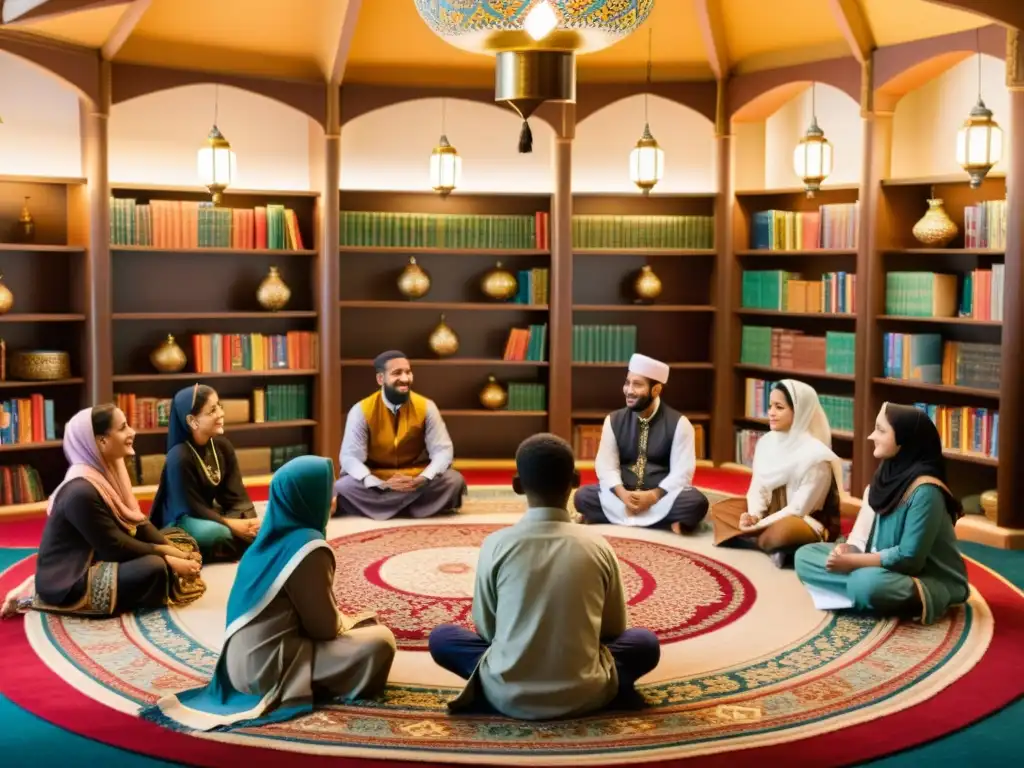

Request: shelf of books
left=0, top=175, right=90, bottom=511
left=338, top=191, right=551, bottom=460
left=867, top=176, right=1003, bottom=499
left=730, top=186, right=860, bottom=491
left=108, top=185, right=321, bottom=485
left=570, top=194, right=716, bottom=461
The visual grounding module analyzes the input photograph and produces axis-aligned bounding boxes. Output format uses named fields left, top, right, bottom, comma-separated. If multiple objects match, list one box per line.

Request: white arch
left=109, top=83, right=315, bottom=191
left=574, top=93, right=717, bottom=194
left=0, top=50, right=82, bottom=178
left=341, top=97, right=556, bottom=193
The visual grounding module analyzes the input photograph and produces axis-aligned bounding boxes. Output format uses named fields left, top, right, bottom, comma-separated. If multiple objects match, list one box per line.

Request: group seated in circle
left=1, top=352, right=969, bottom=725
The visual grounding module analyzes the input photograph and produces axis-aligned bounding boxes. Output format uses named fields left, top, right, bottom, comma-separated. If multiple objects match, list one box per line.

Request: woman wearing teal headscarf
left=149, top=384, right=258, bottom=561
left=143, top=455, right=396, bottom=731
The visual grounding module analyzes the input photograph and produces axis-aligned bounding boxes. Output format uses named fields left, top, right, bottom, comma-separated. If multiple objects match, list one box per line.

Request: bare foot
left=670, top=522, right=682, bottom=535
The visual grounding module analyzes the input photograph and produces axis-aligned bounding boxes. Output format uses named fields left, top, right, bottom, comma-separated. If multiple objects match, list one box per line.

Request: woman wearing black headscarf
left=794, top=403, right=969, bottom=625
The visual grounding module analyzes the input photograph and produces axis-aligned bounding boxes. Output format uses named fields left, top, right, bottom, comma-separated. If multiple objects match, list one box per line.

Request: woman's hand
left=739, top=513, right=760, bottom=529
left=832, top=543, right=852, bottom=556
left=226, top=517, right=259, bottom=542
left=166, top=554, right=201, bottom=578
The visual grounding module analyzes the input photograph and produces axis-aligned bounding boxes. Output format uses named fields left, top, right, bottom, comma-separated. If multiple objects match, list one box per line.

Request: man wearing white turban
left=573, top=354, right=709, bottom=532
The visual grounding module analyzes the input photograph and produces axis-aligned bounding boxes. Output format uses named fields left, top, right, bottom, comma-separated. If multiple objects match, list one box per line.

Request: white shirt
left=339, top=389, right=454, bottom=488
left=744, top=461, right=833, bottom=536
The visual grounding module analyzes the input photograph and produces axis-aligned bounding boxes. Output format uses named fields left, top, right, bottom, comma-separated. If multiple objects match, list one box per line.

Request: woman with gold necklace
left=149, top=384, right=260, bottom=561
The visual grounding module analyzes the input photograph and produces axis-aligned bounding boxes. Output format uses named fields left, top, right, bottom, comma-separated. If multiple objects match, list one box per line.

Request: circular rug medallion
left=332, top=524, right=756, bottom=650
left=2, top=510, right=1019, bottom=767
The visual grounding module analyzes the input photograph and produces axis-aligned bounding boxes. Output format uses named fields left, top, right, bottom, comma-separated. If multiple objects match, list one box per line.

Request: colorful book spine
left=0, top=395, right=57, bottom=444
left=571, top=325, right=638, bottom=363
left=506, top=383, right=546, bottom=411
left=914, top=402, right=999, bottom=458
left=191, top=331, right=318, bottom=373
left=750, top=203, right=858, bottom=250
left=741, top=270, right=855, bottom=313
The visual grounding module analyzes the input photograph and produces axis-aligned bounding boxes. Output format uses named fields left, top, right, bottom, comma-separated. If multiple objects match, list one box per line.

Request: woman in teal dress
left=794, top=402, right=969, bottom=625
left=149, top=384, right=260, bottom=561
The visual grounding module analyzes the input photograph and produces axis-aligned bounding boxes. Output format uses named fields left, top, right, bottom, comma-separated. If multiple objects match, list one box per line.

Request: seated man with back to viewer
left=428, top=433, right=661, bottom=720
left=573, top=354, right=709, bottom=533
left=335, top=350, right=466, bottom=520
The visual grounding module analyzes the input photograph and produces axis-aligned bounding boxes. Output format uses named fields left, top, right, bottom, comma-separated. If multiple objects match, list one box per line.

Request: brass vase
left=398, top=256, right=431, bottom=299
left=150, top=334, right=187, bottom=373
left=633, top=264, right=662, bottom=303
left=479, top=375, right=508, bottom=410
left=0, top=272, right=13, bottom=315
left=912, top=199, right=958, bottom=247
left=481, top=261, right=518, bottom=301
left=256, top=266, right=291, bottom=311
left=980, top=489, right=998, bottom=523
left=428, top=314, right=459, bottom=357
left=15, top=197, right=35, bottom=244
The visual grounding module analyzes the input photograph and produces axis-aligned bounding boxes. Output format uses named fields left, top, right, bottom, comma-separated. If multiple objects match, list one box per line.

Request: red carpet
left=0, top=466, right=752, bottom=548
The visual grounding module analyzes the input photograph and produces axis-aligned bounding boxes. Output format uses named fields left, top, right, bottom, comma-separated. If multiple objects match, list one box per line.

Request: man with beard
left=572, top=354, right=709, bottom=533
left=334, top=350, right=466, bottom=519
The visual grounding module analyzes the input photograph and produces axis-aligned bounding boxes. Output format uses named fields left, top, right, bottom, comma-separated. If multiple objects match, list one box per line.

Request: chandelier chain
left=644, top=26, right=653, bottom=123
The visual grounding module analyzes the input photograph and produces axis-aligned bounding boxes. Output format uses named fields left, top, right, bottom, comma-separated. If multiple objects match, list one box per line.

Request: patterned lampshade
left=413, top=0, right=653, bottom=55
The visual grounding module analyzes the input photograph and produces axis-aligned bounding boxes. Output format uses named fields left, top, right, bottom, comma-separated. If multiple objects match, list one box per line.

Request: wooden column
left=854, top=60, right=894, bottom=494
left=80, top=58, right=112, bottom=405
left=548, top=103, right=574, bottom=442
left=316, top=83, right=343, bottom=460
left=994, top=32, right=1024, bottom=534
left=711, top=80, right=736, bottom=465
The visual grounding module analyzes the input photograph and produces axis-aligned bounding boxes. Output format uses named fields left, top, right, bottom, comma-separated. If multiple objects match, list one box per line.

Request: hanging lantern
left=956, top=99, right=1003, bottom=188
left=197, top=124, right=236, bottom=205
left=792, top=83, right=833, bottom=198
left=793, top=117, right=833, bottom=198
left=629, top=28, right=663, bottom=195
left=429, top=99, right=461, bottom=196
left=414, top=1, right=651, bottom=153
left=630, top=124, right=664, bottom=195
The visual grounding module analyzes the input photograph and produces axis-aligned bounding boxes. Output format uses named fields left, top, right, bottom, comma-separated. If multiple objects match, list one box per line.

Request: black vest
left=609, top=402, right=682, bottom=490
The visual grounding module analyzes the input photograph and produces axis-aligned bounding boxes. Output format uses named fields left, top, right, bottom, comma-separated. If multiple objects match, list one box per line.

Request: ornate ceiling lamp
left=629, top=27, right=664, bottom=194
left=196, top=85, right=236, bottom=205
left=414, top=0, right=653, bottom=153
left=956, top=30, right=1003, bottom=189
left=792, top=82, right=833, bottom=198
left=429, top=98, right=462, bottom=196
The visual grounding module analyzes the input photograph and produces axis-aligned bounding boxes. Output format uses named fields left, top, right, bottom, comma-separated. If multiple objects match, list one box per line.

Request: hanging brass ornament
left=481, top=261, right=518, bottom=301
left=413, top=2, right=651, bottom=153
left=633, top=264, right=662, bottom=303
left=15, top=197, right=35, bottom=243
left=256, top=266, right=291, bottom=311
left=150, top=334, right=187, bottom=373
left=398, top=256, right=431, bottom=299
left=479, top=375, right=508, bottom=410
left=0, top=272, right=13, bottom=315
left=428, top=313, right=459, bottom=357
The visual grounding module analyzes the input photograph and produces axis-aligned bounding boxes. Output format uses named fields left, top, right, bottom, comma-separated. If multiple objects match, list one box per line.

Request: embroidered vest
left=360, top=390, right=430, bottom=478
left=609, top=403, right=682, bottom=490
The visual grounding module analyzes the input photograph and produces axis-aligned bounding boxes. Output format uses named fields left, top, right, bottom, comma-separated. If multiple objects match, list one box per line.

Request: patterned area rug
left=3, top=487, right=1023, bottom=766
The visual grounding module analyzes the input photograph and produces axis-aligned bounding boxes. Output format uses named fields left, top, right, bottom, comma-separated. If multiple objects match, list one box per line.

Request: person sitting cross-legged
left=428, top=433, right=661, bottom=721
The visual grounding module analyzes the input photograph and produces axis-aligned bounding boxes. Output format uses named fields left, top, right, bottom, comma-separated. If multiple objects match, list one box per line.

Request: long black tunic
left=35, top=478, right=169, bottom=609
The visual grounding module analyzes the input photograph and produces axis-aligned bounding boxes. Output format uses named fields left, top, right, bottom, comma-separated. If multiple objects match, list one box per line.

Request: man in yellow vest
left=335, top=350, right=466, bottom=519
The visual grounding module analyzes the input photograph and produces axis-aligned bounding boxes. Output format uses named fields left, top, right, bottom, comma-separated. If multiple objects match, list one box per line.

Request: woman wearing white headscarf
left=710, top=380, right=844, bottom=568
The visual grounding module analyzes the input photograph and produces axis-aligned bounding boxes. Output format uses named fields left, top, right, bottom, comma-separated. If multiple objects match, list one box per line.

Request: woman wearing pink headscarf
left=3, top=405, right=204, bottom=617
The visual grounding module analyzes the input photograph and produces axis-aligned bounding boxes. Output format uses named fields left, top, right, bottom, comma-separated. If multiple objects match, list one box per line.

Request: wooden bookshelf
left=723, top=187, right=861, bottom=490
left=856, top=175, right=1006, bottom=498
left=0, top=175, right=90, bottom=505
left=337, top=190, right=552, bottom=461
left=107, top=184, right=321, bottom=475
left=569, top=193, right=718, bottom=461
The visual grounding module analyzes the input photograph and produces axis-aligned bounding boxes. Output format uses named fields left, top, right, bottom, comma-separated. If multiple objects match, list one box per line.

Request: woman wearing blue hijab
left=149, top=384, right=258, bottom=561
left=144, top=455, right=397, bottom=731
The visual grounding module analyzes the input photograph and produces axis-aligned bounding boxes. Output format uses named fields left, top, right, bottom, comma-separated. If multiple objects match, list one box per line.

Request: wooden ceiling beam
left=329, top=0, right=363, bottom=84
left=828, top=0, right=875, bottom=63
left=693, top=0, right=729, bottom=80
left=2, top=0, right=122, bottom=25
left=101, top=0, right=149, bottom=60
left=923, top=0, right=1024, bottom=30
